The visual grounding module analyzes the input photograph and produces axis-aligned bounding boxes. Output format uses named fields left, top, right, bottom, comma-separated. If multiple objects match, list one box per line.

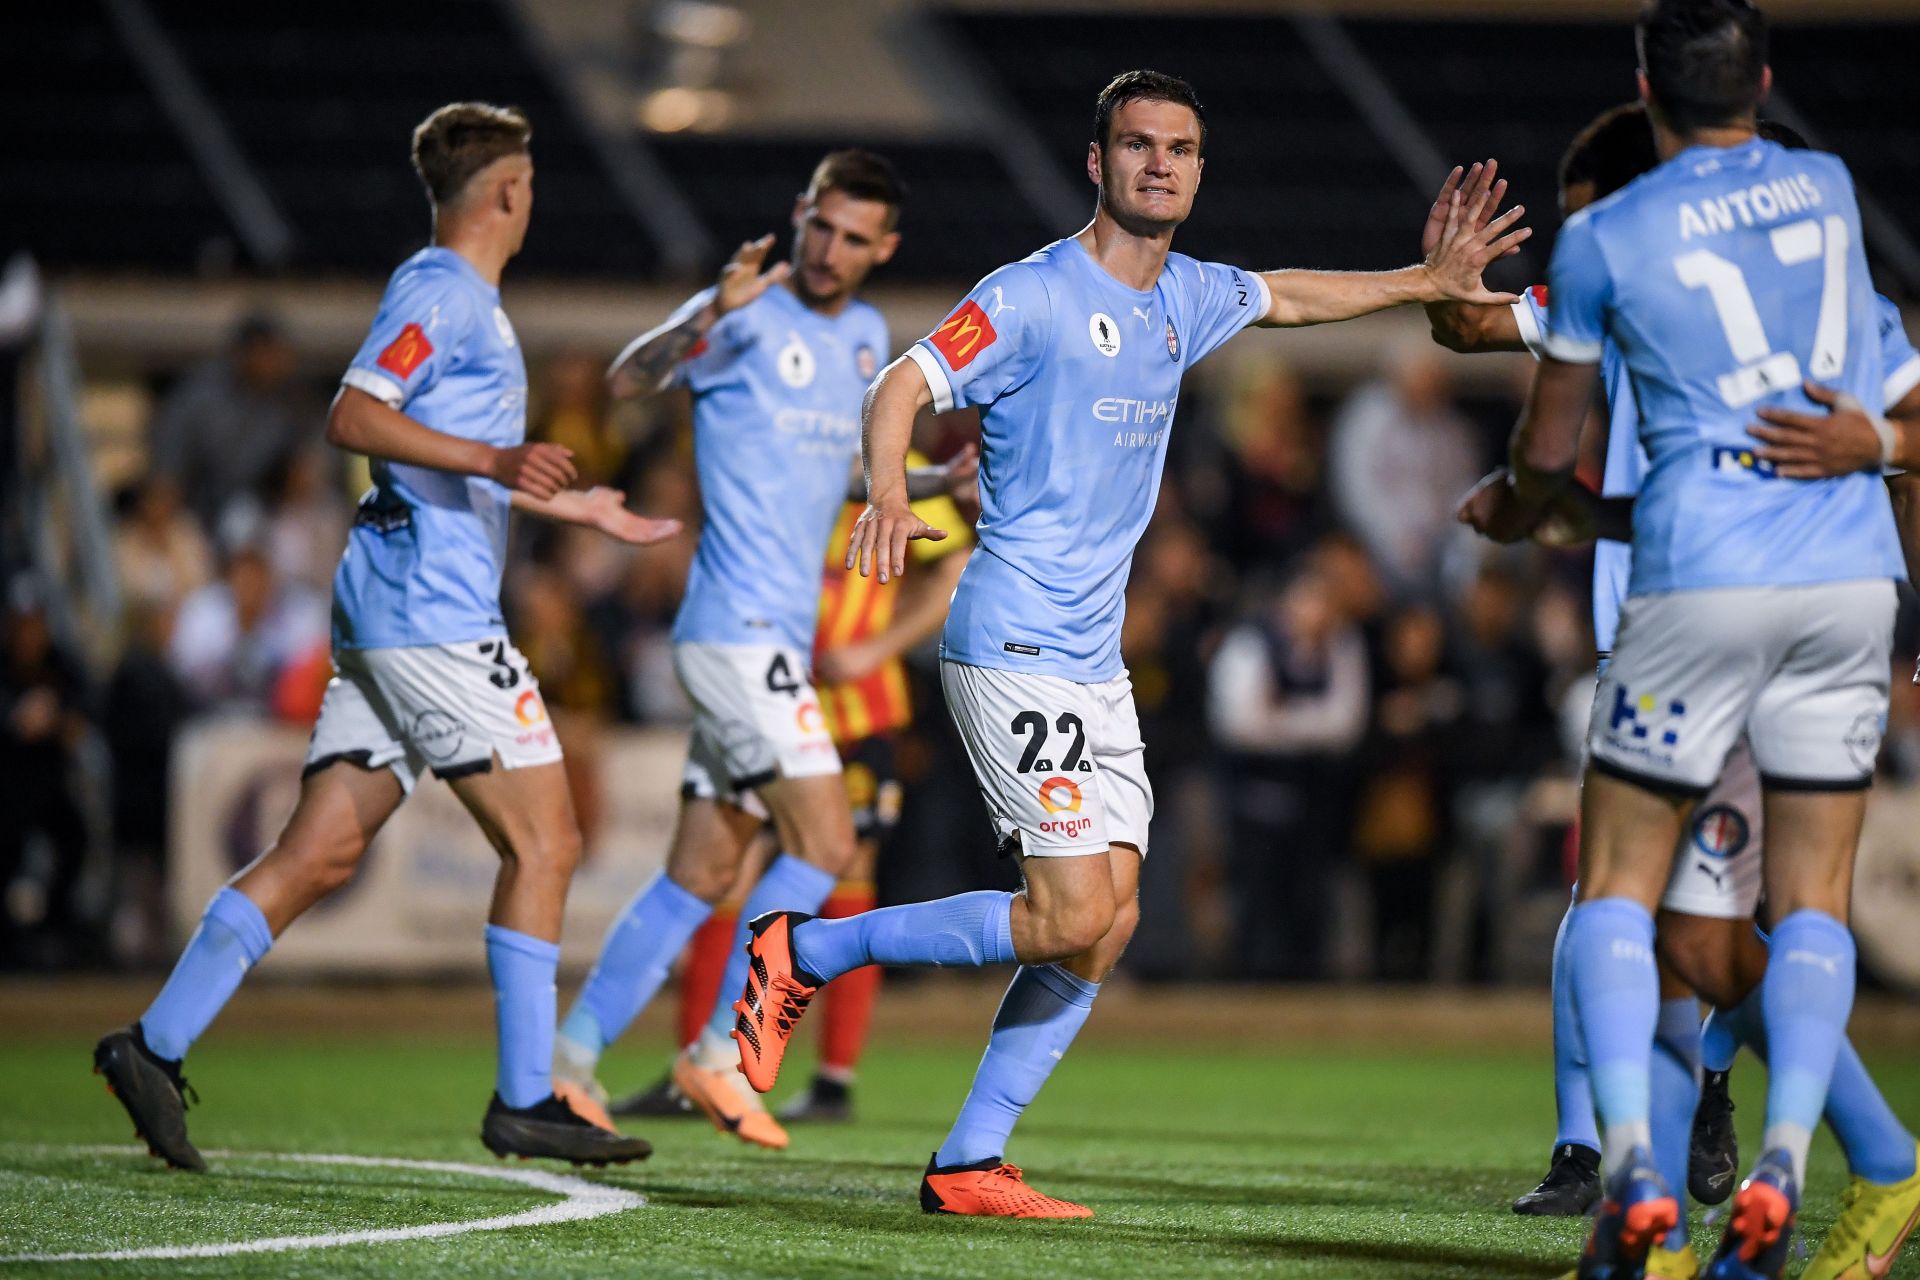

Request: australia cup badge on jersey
left=492, top=306, right=517, bottom=348
left=1165, top=319, right=1181, bottom=363
left=778, top=331, right=816, bottom=388
left=1088, top=313, right=1120, bottom=357
left=855, top=343, right=877, bottom=381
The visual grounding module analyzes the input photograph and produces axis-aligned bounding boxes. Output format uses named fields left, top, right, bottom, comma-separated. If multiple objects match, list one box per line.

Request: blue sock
left=702, top=854, right=838, bottom=1042
left=1762, top=909, right=1857, bottom=1183
left=936, top=964, right=1099, bottom=1167
left=558, top=872, right=711, bottom=1057
left=1568, top=897, right=1659, bottom=1166
left=1652, top=997, right=1701, bottom=1243
left=1550, top=900, right=1601, bottom=1154
left=487, top=924, right=560, bottom=1109
left=791, top=890, right=1015, bottom=985
left=139, top=887, right=274, bottom=1062
left=1700, top=1006, right=1740, bottom=1074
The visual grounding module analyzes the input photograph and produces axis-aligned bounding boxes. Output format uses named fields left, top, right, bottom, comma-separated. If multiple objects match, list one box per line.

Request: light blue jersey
left=1516, top=284, right=1920, bottom=653
left=909, top=238, right=1270, bottom=682
left=670, top=284, right=889, bottom=651
left=1543, top=137, right=1903, bottom=595
left=333, top=248, right=526, bottom=649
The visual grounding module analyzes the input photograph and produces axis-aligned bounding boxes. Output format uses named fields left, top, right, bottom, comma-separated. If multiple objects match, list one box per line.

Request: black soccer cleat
left=1512, top=1141, right=1603, bottom=1216
left=480, top=1093, right=654, bottom=1166
left=610, top=1072, right=695, bottom=1119
left=93, top=1024, right=205, bottom=1172
left=776, top=1074, right=854, bottom=1124
left=1690, top=1067, right=1739, bottom=1206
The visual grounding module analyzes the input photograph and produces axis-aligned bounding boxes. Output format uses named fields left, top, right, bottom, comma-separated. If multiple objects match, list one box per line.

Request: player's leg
left=1514, top=894, right=1606, bottom=1216
left=95, top=667, right=408, bottom=1171
left=781, top=821, right=885, bottom=1125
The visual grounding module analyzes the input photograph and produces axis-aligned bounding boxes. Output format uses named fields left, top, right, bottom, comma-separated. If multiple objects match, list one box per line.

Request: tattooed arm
left=607, top=234, right=791, bottom=400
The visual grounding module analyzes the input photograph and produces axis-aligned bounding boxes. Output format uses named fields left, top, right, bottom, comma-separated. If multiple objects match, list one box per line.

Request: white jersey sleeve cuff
left=1248, top=271, right=1273, bottom=326
left=1884, top=353, right=1920, bottom=410
left=1541, top=331, right=1604, bottom=365
left=342, top=366, right=406, bottom=408
left=1511, top=300, right=1549, bottom=361
left=906, top=342, right=956, bottom=415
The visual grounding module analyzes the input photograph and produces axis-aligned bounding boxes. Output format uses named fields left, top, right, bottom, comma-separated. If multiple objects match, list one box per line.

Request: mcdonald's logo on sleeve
left=376, top=323, right=434, bottom=379
left=929, top=301, right=997, bottom=370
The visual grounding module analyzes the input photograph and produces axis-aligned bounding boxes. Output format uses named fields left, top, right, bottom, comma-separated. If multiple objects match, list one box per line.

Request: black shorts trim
left=432, top=757, right=494, bottom=781
left=1760, top=771, right=1874, bottom=793
left=732, top=768, right=777, bottom=793
left=303, top=749, right=377, bottom=779
left=1590, top=754, right=1711, bottom=800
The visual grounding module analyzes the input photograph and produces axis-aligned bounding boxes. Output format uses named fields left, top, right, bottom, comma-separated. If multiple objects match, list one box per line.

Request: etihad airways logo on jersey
left=1095, top=397, right=1173, bottom=448
left=1036, top=775, right=1095, bottom=841
left=1679, top=173, right=1824, bottom=240
left=930, top=301, right=996, bottom=369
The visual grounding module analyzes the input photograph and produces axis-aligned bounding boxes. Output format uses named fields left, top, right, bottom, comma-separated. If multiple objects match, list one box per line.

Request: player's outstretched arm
left=847, top=355, right=947, bottom=582
left=1747, top=381, right=1913, bottom=477
left=841, top=442, right=979, bottom=502
left=509, top=486, right=683, bottom=545
left=1420, top=162, right=1527, bottom=353
left=1255, top=168, right=1530, bottom=328
left=326, top=386, right=577, bottom=499
left=606, top=235, right=790, bottom=399
left=1457, top=357, right=1597, bottom=542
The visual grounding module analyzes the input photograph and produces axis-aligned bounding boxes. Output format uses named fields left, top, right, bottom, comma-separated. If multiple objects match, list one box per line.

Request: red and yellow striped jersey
left=812, top=452, right=971, bottom=744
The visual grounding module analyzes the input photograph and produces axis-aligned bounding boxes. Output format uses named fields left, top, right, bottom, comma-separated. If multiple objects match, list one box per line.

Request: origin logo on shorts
left=513, top=689, right=554, bottom=750
left=1036, top=775, right=1094, bottom=842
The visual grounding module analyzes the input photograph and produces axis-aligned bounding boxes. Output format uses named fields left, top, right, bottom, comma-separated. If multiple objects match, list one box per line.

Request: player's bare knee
left=1035, top=894, right=1116, bottom=960
left=665, top=859, right=735, bottom=905
left=502, top=821, right=582, bottom=881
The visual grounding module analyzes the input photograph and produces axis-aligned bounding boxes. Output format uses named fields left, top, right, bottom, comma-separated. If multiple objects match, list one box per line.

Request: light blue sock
left=1762, top=909, right=1857, bottom=1183
left=1568, top=896, right=1659, bottom=1167
left=1652, top=996, right=1701, bottom=1245
left=936, top=964, right=1099, bottom=1167
left=790, top=890, right=1015, bottom=985
left=139, top=887, right=274, bottom=1062
left=487, top=924, right=560, bottom=1109
left=1550, top=900, right=1601, bottom=1154
left=558, top=872, right=711, bottom=1057
left=702, top=855, right=838, bottom=1042
left=1700, top=1006, right=1740, bottom=1074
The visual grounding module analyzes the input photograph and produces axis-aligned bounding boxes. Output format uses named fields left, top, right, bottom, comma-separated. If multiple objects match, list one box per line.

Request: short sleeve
left=907, top=264, right=1051, bottom=414
left=1541, top=210, right=1611, bottom=365
left=1876, top=293, right=1920, bottom=410
left=1511, top=284, right=1551, bottom=361
left=342, top=272, right=472, bottom=409
left=666, top=287, right=755, bottom=393
left=1178, top=260, right=1272, bottom=366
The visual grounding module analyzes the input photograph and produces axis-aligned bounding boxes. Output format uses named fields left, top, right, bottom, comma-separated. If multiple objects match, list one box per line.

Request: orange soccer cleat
left=672, top=1049, right=789, bottom=1149
left=919, top=1153, right=1094, bottom=1219
left=731, top=912, right=820, bottom=1094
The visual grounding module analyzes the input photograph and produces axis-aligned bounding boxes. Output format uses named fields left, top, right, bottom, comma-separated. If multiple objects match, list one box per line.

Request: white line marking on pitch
left=0, top=1145, right=645, bottom=1263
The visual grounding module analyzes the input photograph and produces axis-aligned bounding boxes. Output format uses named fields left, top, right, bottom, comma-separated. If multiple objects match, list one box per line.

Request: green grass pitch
left=2, top=1009, right=1916, bottom=1278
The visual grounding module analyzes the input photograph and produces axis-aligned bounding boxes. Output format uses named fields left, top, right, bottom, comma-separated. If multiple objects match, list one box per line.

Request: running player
left=1432, top=112, right=1920, bottom=1279
left=727, top=69, right=1529, bottom=1218
left=1459, top=3, right=1902, bottom=1274
left=92, top=103, right=672, bottom=1170
left=551, top=151, right=967, bottom=1145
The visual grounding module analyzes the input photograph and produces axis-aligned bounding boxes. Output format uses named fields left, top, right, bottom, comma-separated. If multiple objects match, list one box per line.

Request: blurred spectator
left=1326, top=346, right=1477, bottom=597
left=1, top=576, right=94, bottom=959
left=148, top=311, right=319, bottom=530
left=1213, top=363, right=1331, bottom=568
left=1208, top=559, right=1369, bottom=979
left=1349, top=604, right=1463, bottom=981
left=113, top=475, right=214, bottom=615
left=102, top=599, right=191, bottom=963
left=1448, top=557, right=1559, bottom=784
left=168, top=543, right=328, bottom=713
left=264, top=446, right=350, bottom=594
left=534, top=351, right=630, bottom=488
left=585, top=464, right=697, bottom=725
left=514, top=564, right=617, bottom=844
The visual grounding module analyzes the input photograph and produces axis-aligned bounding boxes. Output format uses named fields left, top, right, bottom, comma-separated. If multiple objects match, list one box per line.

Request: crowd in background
left=8, top=310, right=1918, bottom=980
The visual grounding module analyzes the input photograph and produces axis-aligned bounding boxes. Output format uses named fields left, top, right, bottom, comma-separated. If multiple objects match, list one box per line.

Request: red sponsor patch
left=376, top=323, right=433, bottom=379
left=929, top=300, right=997, bottom=370
left=684, top=337, right=709, bottom=361
left=1528, top=283, right=1549, bottom=308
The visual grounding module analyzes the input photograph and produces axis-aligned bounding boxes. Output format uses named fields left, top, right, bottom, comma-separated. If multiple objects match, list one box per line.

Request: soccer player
left=92, top=103, right=673, bottom=1170
left=726, top=69, right=1528, bottom=1218
left=1432, top=114, right=1920, bottom=1279
left=552, top=151, right=967, bottom=1147
left=1459, top=4, right=1903, bottom=1274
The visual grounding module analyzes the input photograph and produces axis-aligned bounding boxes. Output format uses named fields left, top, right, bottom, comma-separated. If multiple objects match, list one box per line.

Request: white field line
left=0, top=1145, right=645, bottom=1263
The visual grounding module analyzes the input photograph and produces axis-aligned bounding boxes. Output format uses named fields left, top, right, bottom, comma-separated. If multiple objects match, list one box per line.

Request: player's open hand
left=1455, top=467, right=1537, bottom=543
left=1421, top=160, right=1508, bottom=259
left=847, top=499, right=946, bottom=583
left=1423, top=166, right=1530, bottom=305
left=715, top=235, right=791, bottom=316
left=1749, top=381, right=1896, bottom=477
left=492, top=441, right=577, bottom=500
left=580, top=486, right=684, bottom=545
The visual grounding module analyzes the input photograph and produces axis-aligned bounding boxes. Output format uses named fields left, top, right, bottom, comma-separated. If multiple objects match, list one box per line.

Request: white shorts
left=940, top=660, right=1152, bottom=858
left=303, top=640, right=563, bottom=793
left=675, top=643, right=840, bottom=806
left=1660, top=736, right=1764, bottom=919
left=1588, top=580, right=1895, bottom=795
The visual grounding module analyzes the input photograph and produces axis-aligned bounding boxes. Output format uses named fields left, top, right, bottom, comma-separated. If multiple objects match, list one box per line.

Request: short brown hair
left=1559, top=103, right=1659, bottom=202
left=805, top=150, right=907, bottom=228
left=411, top=102, right=532, bottom=207
left=1094, top=70, right=1207, bottom=154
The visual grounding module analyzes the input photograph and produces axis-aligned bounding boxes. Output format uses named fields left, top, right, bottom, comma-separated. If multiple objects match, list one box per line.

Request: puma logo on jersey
left=989, top=286, right=1017, bottom=318
left=1131, top=306, right=1152, bottom=327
